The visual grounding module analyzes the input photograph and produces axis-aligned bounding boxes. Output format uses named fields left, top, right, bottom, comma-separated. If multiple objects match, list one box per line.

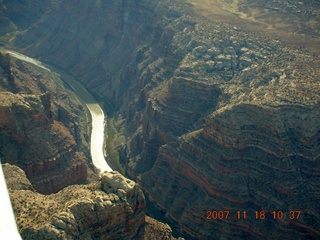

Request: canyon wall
left=0, top=53, right=90, bottom=193
left=8, top=0, right=157, bottom=106
left=141, top=103, right=320, bottom=239
left=1, top=0, right=319, bottom=239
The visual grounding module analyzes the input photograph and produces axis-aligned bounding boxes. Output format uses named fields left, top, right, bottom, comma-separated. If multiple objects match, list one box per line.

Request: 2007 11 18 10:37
left=206, top=210, right=301, bottom=220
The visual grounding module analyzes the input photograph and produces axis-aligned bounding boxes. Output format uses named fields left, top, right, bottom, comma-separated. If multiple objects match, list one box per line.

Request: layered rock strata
left=3, top=164, right=146, bottom=239
left=0, top=0, right=319, bottom=239
left=0, top=91, right=88, bottom=193
left=0, top=53, right=90, bottom=193
left=141, top=103, right=320, bottom=239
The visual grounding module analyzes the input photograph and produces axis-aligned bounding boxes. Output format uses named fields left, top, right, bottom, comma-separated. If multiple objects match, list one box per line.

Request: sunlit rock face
left=1, top=0, right=320, bottom=239
left=3, top=166, right=146, bottom=240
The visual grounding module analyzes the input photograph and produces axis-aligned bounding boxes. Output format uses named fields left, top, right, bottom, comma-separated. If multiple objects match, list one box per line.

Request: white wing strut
left=0, top=160, right=22, bottom=239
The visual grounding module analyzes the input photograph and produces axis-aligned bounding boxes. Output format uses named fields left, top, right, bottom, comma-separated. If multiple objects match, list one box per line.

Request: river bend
left=1, top=49, right=113, bottom=173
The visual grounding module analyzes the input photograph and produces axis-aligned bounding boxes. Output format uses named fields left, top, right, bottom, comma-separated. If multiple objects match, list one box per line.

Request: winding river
left=0, top=49, right=112, bottom=238
left=1, top=49, right=113, bottom=173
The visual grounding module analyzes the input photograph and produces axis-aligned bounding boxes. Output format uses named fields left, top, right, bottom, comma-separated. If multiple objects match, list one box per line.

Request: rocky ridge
left=135, top=9, right=320, bottom=238
left=0, top=0, right=319, bottom=239
left=3, top=164, right=146, bottom=239
left=141, top=102, right=320, bottom=239
left=0, top=53, right=91, bottom=193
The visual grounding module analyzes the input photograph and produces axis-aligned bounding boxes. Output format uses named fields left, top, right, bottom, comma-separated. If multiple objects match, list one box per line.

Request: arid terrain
left=0, top=0, right=319, bottom=239
left=188, top=0, right=320, bottom=53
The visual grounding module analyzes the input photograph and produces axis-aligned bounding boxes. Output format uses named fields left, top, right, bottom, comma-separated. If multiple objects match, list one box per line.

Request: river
left=0, top=49, right=112, bottom=239
left=0, top=49, right=113, bottom=172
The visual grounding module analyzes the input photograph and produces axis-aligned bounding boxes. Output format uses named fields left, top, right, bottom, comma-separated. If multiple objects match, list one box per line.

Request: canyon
left=0, top=0, right=320, bottom=239
left=0, top=50, right=177, bottom=239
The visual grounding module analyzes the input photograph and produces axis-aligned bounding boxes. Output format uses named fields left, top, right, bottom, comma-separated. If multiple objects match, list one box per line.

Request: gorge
left=1, top=49, right=113, bottom=173
left=0, top=0, right=320, bottom=239
left=0, top=50, right=175, bottom=239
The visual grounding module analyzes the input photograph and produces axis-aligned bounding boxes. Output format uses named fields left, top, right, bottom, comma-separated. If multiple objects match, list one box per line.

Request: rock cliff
left=1, top=0, right=319, bottom=239
left=3, top=164, right=146, bottom=239
left=141, top=103, right=320, bottom=239
left=0, top=53, right=90, bottom=193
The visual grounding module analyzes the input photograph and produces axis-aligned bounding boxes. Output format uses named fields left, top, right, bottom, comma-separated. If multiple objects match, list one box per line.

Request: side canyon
left=1, top=0, right=320, bottom=239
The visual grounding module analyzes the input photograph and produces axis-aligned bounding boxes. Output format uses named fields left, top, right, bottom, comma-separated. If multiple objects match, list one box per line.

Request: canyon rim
left=0, top=0, right=320, bottom=239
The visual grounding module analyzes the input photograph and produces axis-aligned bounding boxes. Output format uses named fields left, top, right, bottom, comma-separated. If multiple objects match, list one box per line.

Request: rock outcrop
left=1, top=0, right=319, bottom=239
left=3, top=165, right=146, bottom=239
left=144, top=216, right=177, bottom=240
left=141, top=103, right=320, bottom=239
left=133, top=12, right=320, bottom=238
left=2, top=163, right=33, bottom=191
left=0, top=53, right=90, bottom=193
left=0, top=91, right=88, bottom=193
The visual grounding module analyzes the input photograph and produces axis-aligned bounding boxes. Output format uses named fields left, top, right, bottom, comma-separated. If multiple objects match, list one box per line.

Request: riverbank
left=104, top=117, right=125, bottom=175
left=0, top=48, right=112, bottom=173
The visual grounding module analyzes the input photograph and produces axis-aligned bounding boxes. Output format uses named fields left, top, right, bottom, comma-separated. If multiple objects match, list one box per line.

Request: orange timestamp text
left=206, top=210, right=301, bottom=220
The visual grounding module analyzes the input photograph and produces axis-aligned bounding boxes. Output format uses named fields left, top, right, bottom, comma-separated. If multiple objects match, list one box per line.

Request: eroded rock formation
left=3, top=164, right=146, bottom=239
left=141, top=103, right=320, bottom=239
left=0, top=0, right=319, bottom=239
left=0, top=53, right=90, bottom=193
left=0, top=90, right=88, bottom=193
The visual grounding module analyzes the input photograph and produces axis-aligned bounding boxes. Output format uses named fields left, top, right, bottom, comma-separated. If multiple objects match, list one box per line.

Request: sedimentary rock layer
left=0, top=54, right=90, bottom=193
left=1, top=0, right=319, bottom=239
left=3, top=165, right=146, bottom=240
left=0, top=91, right=88, bottom=193
left=141, top=103, right=320, bottom=239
